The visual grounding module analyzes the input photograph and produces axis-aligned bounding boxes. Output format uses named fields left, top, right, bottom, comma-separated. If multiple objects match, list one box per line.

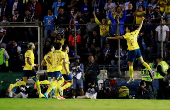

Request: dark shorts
left=23, top=70, right=37, bottom=78
left=128, top=49, right=142, bottom=62
left=62, top=74, right=73, bottom=81
left=47, top=72, right=54, bottom=78
left=72, top=77, right=83, bottom=89
left=53, top=71, right=63, bottom=79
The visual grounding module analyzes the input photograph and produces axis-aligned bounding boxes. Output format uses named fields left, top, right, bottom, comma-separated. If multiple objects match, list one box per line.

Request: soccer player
left=58, top=44, right=73, bottom=97
left=8, top=42, right=45, bottom=98
left=107, top=17, right=154, bottom=83
left=44, top=43, right=69, bottom=99
left=41, top=45, right=55, bottom=83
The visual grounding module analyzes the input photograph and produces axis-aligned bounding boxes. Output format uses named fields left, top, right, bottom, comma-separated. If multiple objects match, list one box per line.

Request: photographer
left=137, top=80, right=154, bottom=99
left=70, top=55, right=84, bottom=99
left=84, top=55, right=100, bottom=92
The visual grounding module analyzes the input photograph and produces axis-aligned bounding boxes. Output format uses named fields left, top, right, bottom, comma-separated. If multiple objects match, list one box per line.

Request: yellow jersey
left=54, top=38, right=65, bottom=45
left=95, top=18, right=111, bottom=37
left=51, top=50, right=65, bottom=72
left=61, top=52, right=70, bottom=74
left=44, top=51, right=53, bottom=72
left=123, top=30, right=140, bottom=51
left=23, top=50, right=34, bottom=70
left=158, top=0, right=167, bottom=12
left=135, top=11, right=146, bottom=24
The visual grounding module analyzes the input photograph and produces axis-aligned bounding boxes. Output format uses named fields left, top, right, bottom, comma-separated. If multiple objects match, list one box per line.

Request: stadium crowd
left=0, top=0, right=170, bottom=99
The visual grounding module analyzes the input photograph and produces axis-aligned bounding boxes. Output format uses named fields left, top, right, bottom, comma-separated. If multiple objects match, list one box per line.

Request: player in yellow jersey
left=44, top=43, right=68, bottom=99
left=41, top=45, right=55, bottom=82
left=107, top=17, right=154, bottom=83
left=56, top=44, right=73, bottom=97
left=8, top=42, right=45, bottom=98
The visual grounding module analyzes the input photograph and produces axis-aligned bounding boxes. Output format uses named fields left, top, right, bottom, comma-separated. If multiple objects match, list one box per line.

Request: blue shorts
left=47, top=72, right=54, bottom=78
left=23, top=70, right=37, bottom=78
left=53, top=71, right=63, bottom=80
left=128, top=49, right=142, bottom=62
left=62, top=74, right=73, bottom=81
left=72, top=77, right=83, bottom=89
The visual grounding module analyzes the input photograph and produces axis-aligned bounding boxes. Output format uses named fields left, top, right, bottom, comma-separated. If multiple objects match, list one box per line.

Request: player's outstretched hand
left=142, top=17, right=145, bottom=20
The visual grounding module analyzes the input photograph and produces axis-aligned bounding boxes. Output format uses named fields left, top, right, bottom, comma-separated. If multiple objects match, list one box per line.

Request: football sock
left=57, top=78, right=64, bottom=86
left=129, top=66, right=133, bottom=78
left=14, top=81, right=26, bottom=87
left=55, top=84, right=61, bottom=97
left=46, top=81, right=57, bottom=94
left=61, top=82, right=71, bottom=90
left=143, top=62, right=153, bottom=74
left=35, top=80, right=41, bottom=94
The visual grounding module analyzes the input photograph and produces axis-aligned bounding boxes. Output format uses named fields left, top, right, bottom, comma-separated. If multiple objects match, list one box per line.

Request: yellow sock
left=129, top=66, right=133, bottom=78
left=61, top=82, right=71, bottom=90
left=57, top=78, right=64, bottom=86
left=55, top=84, right=61, bottom=97
left=143, top=62, right=151, bottom=71
left=14, top=81, right=26, bottom=87
left=46, top=81, right=56, bottom=94
left=35, top=80, right=41, bottom=94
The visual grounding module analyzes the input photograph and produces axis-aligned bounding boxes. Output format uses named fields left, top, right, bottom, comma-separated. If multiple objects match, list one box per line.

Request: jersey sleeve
left=123, top=33, right=129, bottom=39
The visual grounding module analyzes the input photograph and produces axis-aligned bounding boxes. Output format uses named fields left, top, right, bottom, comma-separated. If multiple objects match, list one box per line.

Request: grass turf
left=0, top=99, right=170, bottom=110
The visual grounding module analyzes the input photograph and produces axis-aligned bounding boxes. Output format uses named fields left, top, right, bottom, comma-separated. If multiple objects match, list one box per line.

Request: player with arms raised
left=107, top=17, right=154, bottom=83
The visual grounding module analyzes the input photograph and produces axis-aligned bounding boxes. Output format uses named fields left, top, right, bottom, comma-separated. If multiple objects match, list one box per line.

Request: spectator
left=165, top=0, right=170, bottom=14
left=124, top=3, right=134, bottom=24
left=52, top=0, right=65, bottom=17
left=71, top=55, right=84, bottom=99
left=7, top=40, right=22, bottom=72
left=69, top=49, right=75, bottom=63
left=12, top=0, right=23, bottom=16
left=109, top=6, right=126, bottom=36
left=124, top=0, right=131, bottom=10
left=68, top=29, right=81, bottom=50
left=0, top=43, right=9, bottom=72
left=145, top=29, right=154, bottom=61
left=102, top=43, right=114, bottom=64
left=52, top=32, right=65, bottom=45
left=92, top=0, right=105, bottom=15
left=104, top=0, right=116, bottom=18
left=148, top=0, right=157, bottom=9
left=136, top=0, right=148, bottom=10
left=12, top=9, right=23, bottom=22
left=86, top=16, right=97, bottom=34
left=24, top=9, right=35, bottom=42
left=81, top=0, right=91, bottom=17
left=0, top=29, right=8, bottom=44
left=155, top=57, right=169, bottom=99
left=43, top=40, right=51, bottom=55
left=27, top=0, right=41, bottom=20
left=155, top=19, right=169, bottom=58
left=93, top=11, right=111, bottom=49
left=67, top=0, right=81, bottom=14
left=111, top=45, right=128, bottom=68
left=94, top=47, right=103, bottom=64
left=56, top=6, right=69, bottom=33
left=153, top=6, right=165, bottom=24
left=84, top=55, right=99, bottom=92
left=133, top=5, right=146, bottom=25
left=9, top=85, right=29, bottom=98
left=43, top=9, right=56, bottom=43
left=145, top=4, right=155, bottom=30
left=157, top=0, right=167, bottom=12
left=137, top=80, right=154, bottom=99
left=0, top=0, right=10, bottom=21
left=69, top=12, right=80, bottom=32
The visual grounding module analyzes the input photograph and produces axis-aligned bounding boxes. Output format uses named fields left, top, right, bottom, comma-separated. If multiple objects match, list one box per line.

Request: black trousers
left=0, top=64, right=8, bottom=72
left=157, top=79, right=169, bottom=99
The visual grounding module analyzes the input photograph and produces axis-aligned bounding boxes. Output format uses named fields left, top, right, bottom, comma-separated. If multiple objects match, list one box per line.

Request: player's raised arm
left=63, top=58, right=69, bottom=75
left=106, top=36, right=124, bottom=40
left=137, top=17, right=145, bottom=31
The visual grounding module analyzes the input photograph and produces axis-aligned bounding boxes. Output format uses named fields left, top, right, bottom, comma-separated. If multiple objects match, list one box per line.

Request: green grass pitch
left=0, top=99, right=170, bottom=110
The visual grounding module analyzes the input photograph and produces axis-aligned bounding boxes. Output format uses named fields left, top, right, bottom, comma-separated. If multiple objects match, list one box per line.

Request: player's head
left=156, top=56, right=163, bottom=63
left=54, top=43, right=62, bottom=50
left=138, top=5, right=143, bottom=11
left=50, top=45, right=55, bottom=52
left=62, top=44, right=69, bottom=53
left=27, top=42, right=35, bottom=50
left=1, top=43, right=6, bottom=49
left=125, top=25, right=133, bottom=32
left=48, top=9, right=53, bottom=15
